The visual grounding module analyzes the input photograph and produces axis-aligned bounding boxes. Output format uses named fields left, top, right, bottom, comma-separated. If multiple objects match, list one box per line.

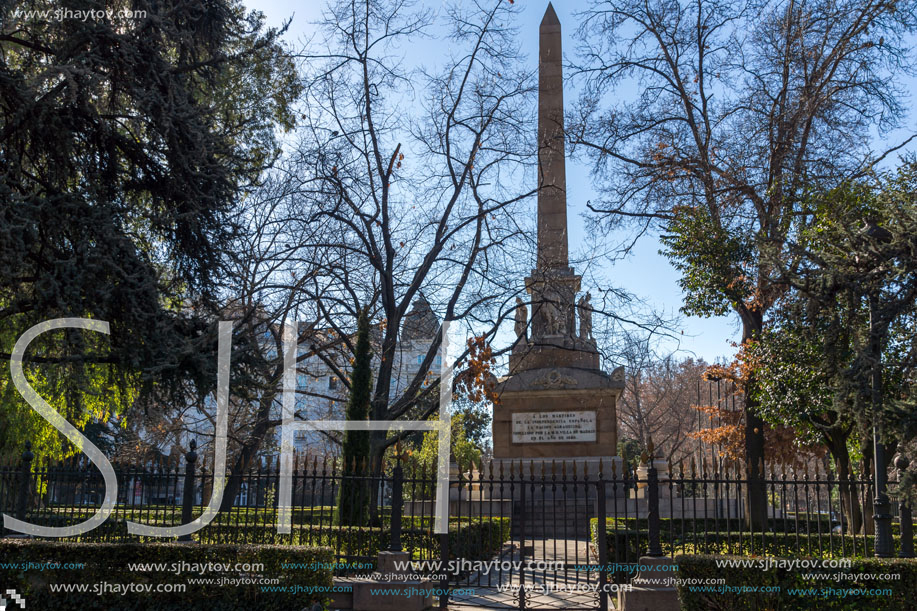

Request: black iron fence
left=592, top=454, right=913, bottom=561
left=1, top=443, right=914, bottom=573
left=0, top=444, right=506, bottom=575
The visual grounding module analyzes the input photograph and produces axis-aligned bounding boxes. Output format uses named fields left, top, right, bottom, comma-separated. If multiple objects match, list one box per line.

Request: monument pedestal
left=483, top=456, right=626, bottom=499
left=492, top=366, right=624, bottom=460
left=490, top=365, right=625, bottom=500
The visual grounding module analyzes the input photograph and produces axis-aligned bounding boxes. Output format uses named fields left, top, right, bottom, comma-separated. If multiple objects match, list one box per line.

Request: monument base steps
left=351, top=579, right=435, bottom=611
left=617, top=556, right=680, bottom=611
left=332, top=550, right=435, bottom=611
left=619, top=586, right=680, bottom=611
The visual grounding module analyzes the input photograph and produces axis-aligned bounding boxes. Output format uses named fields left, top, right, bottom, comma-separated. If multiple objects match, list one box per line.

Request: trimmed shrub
left=188, top=516, right=510, bottom=569
left=676, top=553, right=917, bottom=610
left=590, top=517, right=909, bottom=560
left=447, top=517, right=512, bottom=563
left=310, top=516, right=512, bottom=568
left=0, top=539, right=334, bottom=610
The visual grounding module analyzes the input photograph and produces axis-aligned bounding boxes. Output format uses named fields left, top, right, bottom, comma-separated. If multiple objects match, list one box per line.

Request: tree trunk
left=221, top=437, right=265, bottom=512
left=825, top=431, right=862, bottom=534
left=219, top=404, right=277, bottom=512
left=741, top=313, right=768, bottom=529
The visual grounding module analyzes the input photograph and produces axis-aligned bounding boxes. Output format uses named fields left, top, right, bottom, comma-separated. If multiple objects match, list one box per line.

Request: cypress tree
left=336, top=308, right=373, bottom=525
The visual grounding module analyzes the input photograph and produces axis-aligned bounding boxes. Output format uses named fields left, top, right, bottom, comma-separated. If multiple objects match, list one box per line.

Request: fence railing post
left=16, top=441, right=34, bottom=525
left=646, top=442, right=662, bottom=557
left=439, top=531, right=450, bottom=610
left=596, top=464, right=609, bottom=611
left=179, top=439, right=197, bottom=542
left=896, top=454, right=913, bottom=558
left=519, top=463, right=527, bottom=611
left=389, top=455, right=403, bottom=552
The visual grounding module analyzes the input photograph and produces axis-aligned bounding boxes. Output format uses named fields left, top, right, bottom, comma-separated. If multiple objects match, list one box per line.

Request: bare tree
left=107, top=173, right=357, bottom=507
left=277, top=0, right=538, bottom=497
left=117, top=0, right=538, bottom=511
left=617, top=332, right=708, bottom=464
left=569, top=0, right=917, bottom=524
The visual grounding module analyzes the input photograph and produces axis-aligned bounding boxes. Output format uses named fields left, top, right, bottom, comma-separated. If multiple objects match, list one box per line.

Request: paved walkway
left=447, top=538, right=614, bottom=610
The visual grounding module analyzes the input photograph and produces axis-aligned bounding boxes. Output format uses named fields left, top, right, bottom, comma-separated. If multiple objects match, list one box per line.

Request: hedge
left=0, top=539, right=334, bottom=611
left=590, top=517, right=911, bottom=562
left=676, top=554, right=917, bottom=610
left=8, top=514, right=511, bottom=560
left=6, top=506, right=340, bottom=528
left=118, top=516, right=510, bottom=573
left=604, top=516, right=846, bottom=534
left=12, top=505, right=520, bottom=529
left=296, top=517, right=512, bottom=568
left=608, top=516, right=907, bottom=538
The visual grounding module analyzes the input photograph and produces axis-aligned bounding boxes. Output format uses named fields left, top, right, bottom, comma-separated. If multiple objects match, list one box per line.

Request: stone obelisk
left=511, top=2, right=598, bottom=370
left=537, top=2, right=568, bottom=272
left=490, top=4, right=623, bottom=474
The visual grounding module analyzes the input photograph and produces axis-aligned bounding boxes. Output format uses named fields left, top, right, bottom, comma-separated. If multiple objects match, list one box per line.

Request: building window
left=329, top=376, right=339, bottom=390
left=417, top=355, right=424, bottom=365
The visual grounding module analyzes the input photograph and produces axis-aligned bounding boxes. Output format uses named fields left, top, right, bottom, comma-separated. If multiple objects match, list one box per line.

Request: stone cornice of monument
left=510, top=3, right=601, bottom=375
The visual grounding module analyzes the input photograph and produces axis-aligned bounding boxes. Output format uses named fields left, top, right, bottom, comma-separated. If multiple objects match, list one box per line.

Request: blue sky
left=248, top=0, right=915, bottom=365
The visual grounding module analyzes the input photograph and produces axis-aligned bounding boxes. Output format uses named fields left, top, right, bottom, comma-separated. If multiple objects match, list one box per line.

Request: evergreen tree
left=336, top=308, right=372, bottom=526
left=0, top=0, right=299, bottom=458
left=750, top=163, right=917, bottom=529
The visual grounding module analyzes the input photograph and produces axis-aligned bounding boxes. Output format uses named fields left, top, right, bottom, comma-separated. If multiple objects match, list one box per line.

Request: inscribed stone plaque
left=512, top=411, right=597, bottom=444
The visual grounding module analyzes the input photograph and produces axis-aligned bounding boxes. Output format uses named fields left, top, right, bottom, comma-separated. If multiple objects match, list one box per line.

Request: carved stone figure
left=578, top=292, right=593, bottom=340
left=542, top=297, right=564, bottom=335
left=514, top=297, right=528, bottom=341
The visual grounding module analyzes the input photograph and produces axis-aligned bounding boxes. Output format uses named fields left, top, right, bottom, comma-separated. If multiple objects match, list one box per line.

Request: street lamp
left=859, top=220, right=893, bottom=557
